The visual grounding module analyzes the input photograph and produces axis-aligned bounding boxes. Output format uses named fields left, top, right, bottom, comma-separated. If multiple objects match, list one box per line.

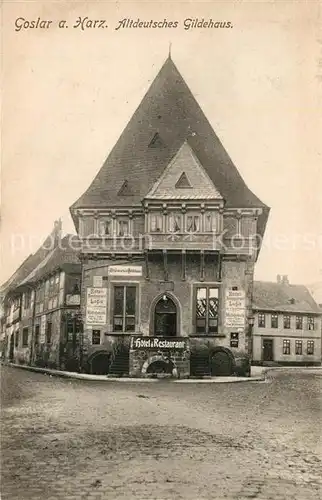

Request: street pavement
left=1, top=365, right=321, bottom=500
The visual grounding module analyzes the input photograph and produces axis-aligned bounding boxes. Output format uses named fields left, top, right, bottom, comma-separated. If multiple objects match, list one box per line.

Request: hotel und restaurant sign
left=130, top=336, right=189, bottom=350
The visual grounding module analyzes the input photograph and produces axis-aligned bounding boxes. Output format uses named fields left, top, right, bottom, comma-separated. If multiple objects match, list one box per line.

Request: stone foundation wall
left=129, top=348, right=190, bottom=378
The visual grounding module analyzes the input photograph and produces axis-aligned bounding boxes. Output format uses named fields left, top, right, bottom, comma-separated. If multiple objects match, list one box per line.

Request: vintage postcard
left=1, top=1, right=321, bottom=499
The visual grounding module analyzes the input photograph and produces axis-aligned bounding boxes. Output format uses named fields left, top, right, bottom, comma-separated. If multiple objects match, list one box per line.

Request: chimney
left=281, top=275, right=289, bottom=285
left=277, top=274, right=281, bottom=284
left=53, top=219, right=62, bottom=247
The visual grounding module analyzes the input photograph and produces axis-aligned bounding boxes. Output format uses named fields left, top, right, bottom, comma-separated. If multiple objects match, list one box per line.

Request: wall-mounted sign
left=93, top=276, right=103, bottom=287
left=40, top=314, right=46, bottom=344
left=130, top=336, right=188, bottom=350
left=86, top=287, right=107, bottom=325
left=230, top=332, right=239, bottom=348
left=108, top=265, right=142, bottom=277
left=225, top=289, right=246, bottom=328
left=66, top=294, right=81, bottom=306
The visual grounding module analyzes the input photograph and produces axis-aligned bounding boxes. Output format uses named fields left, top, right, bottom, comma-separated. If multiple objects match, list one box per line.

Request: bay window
left=168, top=213, right=182, bottom=232
left=186, top=214, right=200, bottom=233
left=150, top=214, right=163, bottom=232
left=99, top=219, right=112, bottom=236
left=117, top=219, right=129, bottom=237
left=204, top=212, right=215, bottom=233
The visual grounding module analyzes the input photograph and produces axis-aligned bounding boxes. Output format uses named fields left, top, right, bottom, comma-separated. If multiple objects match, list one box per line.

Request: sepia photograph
left=1, top=1, right=321, bottom=499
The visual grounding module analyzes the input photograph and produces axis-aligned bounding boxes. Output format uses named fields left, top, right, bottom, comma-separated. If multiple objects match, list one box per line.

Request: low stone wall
left=129, top=346, right=190, bottom=378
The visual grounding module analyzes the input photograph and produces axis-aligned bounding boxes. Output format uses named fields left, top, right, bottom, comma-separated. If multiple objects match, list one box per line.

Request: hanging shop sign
left=225, top=289, right=246, bottom=328
left=108, top=265, right=142, bottom=277
left=86, top=287, right=107, bottom=325
left=130, top=336, right=188, bottom=351
left=66, top=294, right=81, bottom=306
left=93, top=275, right=103, bottom=287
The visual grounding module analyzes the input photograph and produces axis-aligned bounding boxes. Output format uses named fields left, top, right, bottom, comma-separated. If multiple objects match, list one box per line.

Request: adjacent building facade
left=70, top=56, right=269, bottom=377
left=252, top=276, right=322, bottom=365
left=1, top=223, right=82, bottom=370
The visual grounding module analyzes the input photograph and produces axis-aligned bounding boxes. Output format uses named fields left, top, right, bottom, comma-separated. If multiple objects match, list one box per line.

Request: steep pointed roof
left=19, top=235, right=81, bottom=286
left=71, top=57, right=269, bottom=233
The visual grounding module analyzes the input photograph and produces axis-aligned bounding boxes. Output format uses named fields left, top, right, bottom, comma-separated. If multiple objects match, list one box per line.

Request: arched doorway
left=154, top=296, right=177, bottom=336
left=88, top=352, right=111, bottom=375
left=211, top=349, right=234, bottom=376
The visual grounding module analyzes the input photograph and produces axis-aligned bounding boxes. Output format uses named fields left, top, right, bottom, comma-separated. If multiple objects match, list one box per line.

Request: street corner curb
left=173, top=375, right=265, bottom=383
left=5, top=363, right=161, bottom=382
left=5, top=363, right=266, bottom=383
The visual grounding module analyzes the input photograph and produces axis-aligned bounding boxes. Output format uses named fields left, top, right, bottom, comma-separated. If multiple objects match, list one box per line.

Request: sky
left=1, top=0, right=322, bottom=287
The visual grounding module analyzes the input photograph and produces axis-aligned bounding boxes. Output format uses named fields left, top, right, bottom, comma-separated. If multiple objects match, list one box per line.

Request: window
left=307, top=340, right=314, bottom=355
left=150, top=214, right=162, bottom=232
left=283, top=315, right=291, bottom=329
left=307, top=316, right=315, bottom=331
left=168, top=213, right=182, bottom=233
left=15, top=330, right=19, bottom=348
left=117, top=219, right=129, bottom=237
left=92, top=330, right=101, bottom=345
left=46, top=321, right=52, bottom=344
left=22, top=328, right=29, bottom=347
left=186, top=215, right=200, bottom=233
left=271, top=314, right=278, bottom=328
left=296, top=316, right=303, bottom=330
left=258, top=313, right=266, bottom=328
left=67, top=316, right=74, bottom=342
left=204, top=213, right=215, bottom=233
left=24, top=292, right=31, bottom=309
left=113, top=286, right=136, bottom=332
left=35, top=325, right=40, bottom=345
left=195, top=287, right=219, bottom=334
left=283, top=339, right=291, bottom=355
left=295, top=340, right=302, bottom=355
left=99, top=219, right=112, bottom=236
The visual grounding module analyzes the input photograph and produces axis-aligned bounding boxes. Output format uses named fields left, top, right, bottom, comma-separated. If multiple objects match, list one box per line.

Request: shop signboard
left=93, top=276, right=103, bottom=287
left=225, top=289, right=246, bottom=328
left=130, top=336, right=188, bottom=351
left=66, top=294, right=81, bottom=306
left=86, top=287, right=107, bottom=325
left=40, top=314, right=46, bottom=343
left=108, top=265, right=142, bottom=277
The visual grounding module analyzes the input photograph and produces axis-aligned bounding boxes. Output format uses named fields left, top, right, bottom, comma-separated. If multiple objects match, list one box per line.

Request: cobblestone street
left=1, top=366, right=321, bottom=499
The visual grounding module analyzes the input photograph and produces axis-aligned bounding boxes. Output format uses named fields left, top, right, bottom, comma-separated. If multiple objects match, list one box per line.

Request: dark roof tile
left=70, top=57, right=269, bottom=236
left=253, top=281, right=321, bottom=314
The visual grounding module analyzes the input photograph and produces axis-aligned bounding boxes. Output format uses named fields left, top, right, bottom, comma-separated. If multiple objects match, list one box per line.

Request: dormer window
left=117, top=219, right=129, bottom=237
left=150, top=214, right=162, bottom=232
left=99, top=219, right=112, bottom=236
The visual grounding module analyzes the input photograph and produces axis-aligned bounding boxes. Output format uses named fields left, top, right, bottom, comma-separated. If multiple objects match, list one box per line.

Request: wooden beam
left=181, top=250, right=186, bottom=281
left=218, top=252, right=222, bottom=281
left=200, top=250, right=205, bottom=282
left=163, top=250, right=168, bottom=281
left=144, top=251, right=150, bottom=280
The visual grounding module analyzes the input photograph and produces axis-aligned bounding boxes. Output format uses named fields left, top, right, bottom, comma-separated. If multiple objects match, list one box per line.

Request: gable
left=145, top=141, right=223, bottom=200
